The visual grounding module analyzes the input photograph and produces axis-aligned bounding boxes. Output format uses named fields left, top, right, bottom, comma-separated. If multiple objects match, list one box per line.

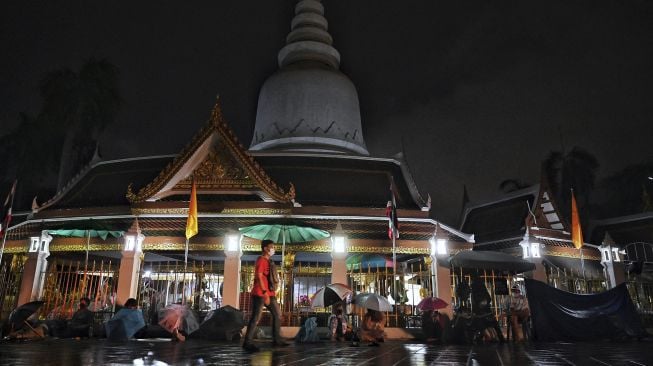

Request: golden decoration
left=131, top=208, right=189, bottom=215
left=126, top=98, right=295, bottom=204
left=283, top=252, right=296, bottom=269
left=220, top=208, right=292, bottom=215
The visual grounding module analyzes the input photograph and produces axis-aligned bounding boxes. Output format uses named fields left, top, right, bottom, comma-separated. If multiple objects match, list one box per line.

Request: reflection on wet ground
left=0, top=338, right=652, bottom=365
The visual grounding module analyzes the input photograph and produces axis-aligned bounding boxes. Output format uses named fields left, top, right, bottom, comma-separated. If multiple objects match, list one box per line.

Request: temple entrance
left=0, top=254, right=26, bottom=329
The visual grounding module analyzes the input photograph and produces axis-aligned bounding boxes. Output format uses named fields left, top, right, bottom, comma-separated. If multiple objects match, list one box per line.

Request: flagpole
left=0, top=182, right=17, bottom=266
left=392, top=233, right=397, bottom=304
left=0, top=226, right=9, bottom=266
left=184, top=238, right=189, bottom=271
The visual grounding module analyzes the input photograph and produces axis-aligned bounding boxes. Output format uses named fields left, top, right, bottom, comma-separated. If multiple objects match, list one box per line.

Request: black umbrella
left=9, top=301, right=44, bottom=331
left=189, top=305, right=245, bottom=341
left=446, top=250, right=536, bottom=273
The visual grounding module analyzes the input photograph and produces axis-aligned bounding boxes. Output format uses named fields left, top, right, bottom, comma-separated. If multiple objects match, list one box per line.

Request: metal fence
left=545, top=266, right=606, bottom=294
left=39, top=258, right=119, bottom=320
left=137, top=259, right=225, bottom=324
left=0, top=254, right=26, bottom=327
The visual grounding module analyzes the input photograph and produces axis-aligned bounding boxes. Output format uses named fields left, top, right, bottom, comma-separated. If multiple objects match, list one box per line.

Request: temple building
left=0, top=0, right=646, bottom=336
left=0, top=0, right=472, bottom=331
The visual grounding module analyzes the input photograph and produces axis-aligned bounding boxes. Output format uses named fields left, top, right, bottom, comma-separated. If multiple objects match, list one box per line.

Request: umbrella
left=447, top=250, right=536, bottom=273
left=105, top=308, right=145, bottom=340
left=417, top=297, right=448, bottom=311
left=48, top=229, right=124, bottom=240
left=189, top=305, right=245, bottom=341
left=353, top=293, right=393, bottom=312
left=240, top=220, right=330, bottom=304
left=49, top=229, right=124, bottom=269
left=9, top=301, right=44, bottom=331
left=310, top=283, right=353, bottom=308
left=158, top=304, right=200, bottom=336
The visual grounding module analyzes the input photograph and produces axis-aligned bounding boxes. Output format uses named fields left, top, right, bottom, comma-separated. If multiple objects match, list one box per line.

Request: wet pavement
left=0, top=338, right=652, bottom=365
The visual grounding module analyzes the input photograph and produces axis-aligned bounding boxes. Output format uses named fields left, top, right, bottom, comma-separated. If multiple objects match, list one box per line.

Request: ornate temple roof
left=588, top=211, right=653, bottom=246
left=126, top=99, right=295, bottom=204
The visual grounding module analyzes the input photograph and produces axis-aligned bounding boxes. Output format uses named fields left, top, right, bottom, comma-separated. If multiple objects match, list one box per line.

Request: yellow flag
left=185, top=179, right=198, bottom=240
left=571, top=190, right=583, bottom=249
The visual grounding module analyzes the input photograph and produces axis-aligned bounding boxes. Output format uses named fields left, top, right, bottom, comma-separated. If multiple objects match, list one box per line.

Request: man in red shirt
left=242, top=239, right=288, bottom=352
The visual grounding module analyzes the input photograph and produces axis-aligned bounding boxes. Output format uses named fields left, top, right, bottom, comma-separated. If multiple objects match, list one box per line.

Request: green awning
left=48, top=229, right=124, bottom=241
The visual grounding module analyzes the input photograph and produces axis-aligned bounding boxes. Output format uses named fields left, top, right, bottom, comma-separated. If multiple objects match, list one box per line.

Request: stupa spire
left=278, top=0, right=340, bottom=69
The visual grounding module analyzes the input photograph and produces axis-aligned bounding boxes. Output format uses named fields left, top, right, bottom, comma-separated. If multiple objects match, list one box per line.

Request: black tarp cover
left=525, top=279, right=647, bottom=341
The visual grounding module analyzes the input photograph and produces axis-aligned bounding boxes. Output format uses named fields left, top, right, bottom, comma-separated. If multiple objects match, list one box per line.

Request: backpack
left=267, top=258, right=279, bottom=291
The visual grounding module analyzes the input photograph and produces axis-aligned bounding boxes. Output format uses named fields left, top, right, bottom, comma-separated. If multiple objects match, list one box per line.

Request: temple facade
left=0, top=0, right=472, bottom=331
left=0, top=0, right=645, bottom=336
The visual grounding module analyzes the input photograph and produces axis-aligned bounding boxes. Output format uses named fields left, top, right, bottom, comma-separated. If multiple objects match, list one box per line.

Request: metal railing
left=39, top=258, right=119, bottom=320
left=0, top=254, right=26, bottom=327
left=137, top=259, right=225, bottom=324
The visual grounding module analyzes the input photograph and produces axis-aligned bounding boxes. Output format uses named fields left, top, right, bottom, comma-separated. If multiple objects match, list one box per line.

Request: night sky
left=2, top=1, right=652, bottom=225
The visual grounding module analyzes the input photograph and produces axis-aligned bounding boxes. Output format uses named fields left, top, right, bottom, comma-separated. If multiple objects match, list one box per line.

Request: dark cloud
left=1, top=0, right=652, bottom=224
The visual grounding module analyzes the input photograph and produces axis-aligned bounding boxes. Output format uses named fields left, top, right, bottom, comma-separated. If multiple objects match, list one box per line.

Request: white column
left=222, top=250, right=242, bottom=308
left=331, top=252, right=348, bottom=285
left=116, top=249, right=142, bottom=306
left=600, top=240, right=626, bottom=289
left=526, top=258, right=548, bottom=283
left=17, top=232, right=52, bottom=306
left=433, top=258, right=453, bottom=318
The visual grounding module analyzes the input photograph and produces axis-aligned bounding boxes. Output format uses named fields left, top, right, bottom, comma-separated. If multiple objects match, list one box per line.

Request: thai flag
left=386, top=181, right=399, bottom=240
left=0, top=180, right=17, bottom=238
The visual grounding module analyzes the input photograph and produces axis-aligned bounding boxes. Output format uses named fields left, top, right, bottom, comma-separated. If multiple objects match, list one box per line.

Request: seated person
left=328, top=307, right=347, bottom=341
left=358, top=309, right=385, bottom=346
left=509, top=285, right=530, bottom=341
left=7, top=312, right=48, bottom=340
left=421, top=310, right=439, bottom=341
left=66, top=297, right=94, bottom=338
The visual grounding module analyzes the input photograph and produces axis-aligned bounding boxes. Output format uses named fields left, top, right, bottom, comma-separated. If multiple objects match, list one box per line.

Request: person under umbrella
left=6, top=301, right=47, bottom=340
left=105, top=298, right=145, bottom=341
left=359, top=309, right=386, bottom=346
left=327, top=305, right=347, bottom=341
left=66, top=297, right=94, bottom=338
left=189, top=305, right=245, bottom=341
left=242, top=239, right=289, bottom=352
left=158, top=302, right=200, bottom=342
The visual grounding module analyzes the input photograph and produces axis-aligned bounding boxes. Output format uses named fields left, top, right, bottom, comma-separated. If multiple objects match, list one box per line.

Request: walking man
left=242, top=239, right=288, bottom=352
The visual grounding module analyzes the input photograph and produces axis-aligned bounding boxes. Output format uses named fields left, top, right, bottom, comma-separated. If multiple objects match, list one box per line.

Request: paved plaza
left=1, top=338, right=652, bottom=365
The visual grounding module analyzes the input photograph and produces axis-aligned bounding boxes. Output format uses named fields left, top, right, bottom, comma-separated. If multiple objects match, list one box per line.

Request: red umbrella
left=417, top=297, right=448, bottom=311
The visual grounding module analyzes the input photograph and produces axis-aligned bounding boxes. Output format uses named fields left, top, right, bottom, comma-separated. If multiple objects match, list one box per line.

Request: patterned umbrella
left=310, top=283, right=353, bottom=308
left=158, top=304, right=200, bottom=336
left=417, top=297, right=448, bottom=311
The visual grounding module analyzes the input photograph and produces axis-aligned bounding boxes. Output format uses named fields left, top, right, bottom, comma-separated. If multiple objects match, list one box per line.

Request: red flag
left=571, top=190, right=583, bottom=249
left=0, top=180, right=17, bottom=238
left=386, top=182, right=399, bottom=239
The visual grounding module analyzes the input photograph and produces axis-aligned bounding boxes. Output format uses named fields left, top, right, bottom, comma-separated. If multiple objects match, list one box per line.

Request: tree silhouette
left=0, top=58, right=121, bottom=209
left=543, top=146, right=599, bottom=223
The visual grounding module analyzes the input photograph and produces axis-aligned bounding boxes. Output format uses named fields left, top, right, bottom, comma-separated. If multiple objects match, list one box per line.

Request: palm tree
left=543, top=146, right=599, bottom=221
left=593, top=161, right=653, bottom=218
left=0, top=59, right=121, bottom=207
left=37, top=58, right=121, bottom=189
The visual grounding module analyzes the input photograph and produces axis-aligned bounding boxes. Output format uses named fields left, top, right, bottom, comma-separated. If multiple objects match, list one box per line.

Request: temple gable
left=126, top=99, right=295, bottom=203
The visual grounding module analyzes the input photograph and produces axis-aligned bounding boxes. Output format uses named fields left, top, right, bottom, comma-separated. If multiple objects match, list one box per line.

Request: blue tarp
left=525, top=279, right=647, bottom=341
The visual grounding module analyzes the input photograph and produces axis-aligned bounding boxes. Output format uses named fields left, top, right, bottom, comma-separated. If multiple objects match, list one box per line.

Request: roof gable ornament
left=127, top=98, right=295, bottom=203
left=529, top=167, right=567, bottom=231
